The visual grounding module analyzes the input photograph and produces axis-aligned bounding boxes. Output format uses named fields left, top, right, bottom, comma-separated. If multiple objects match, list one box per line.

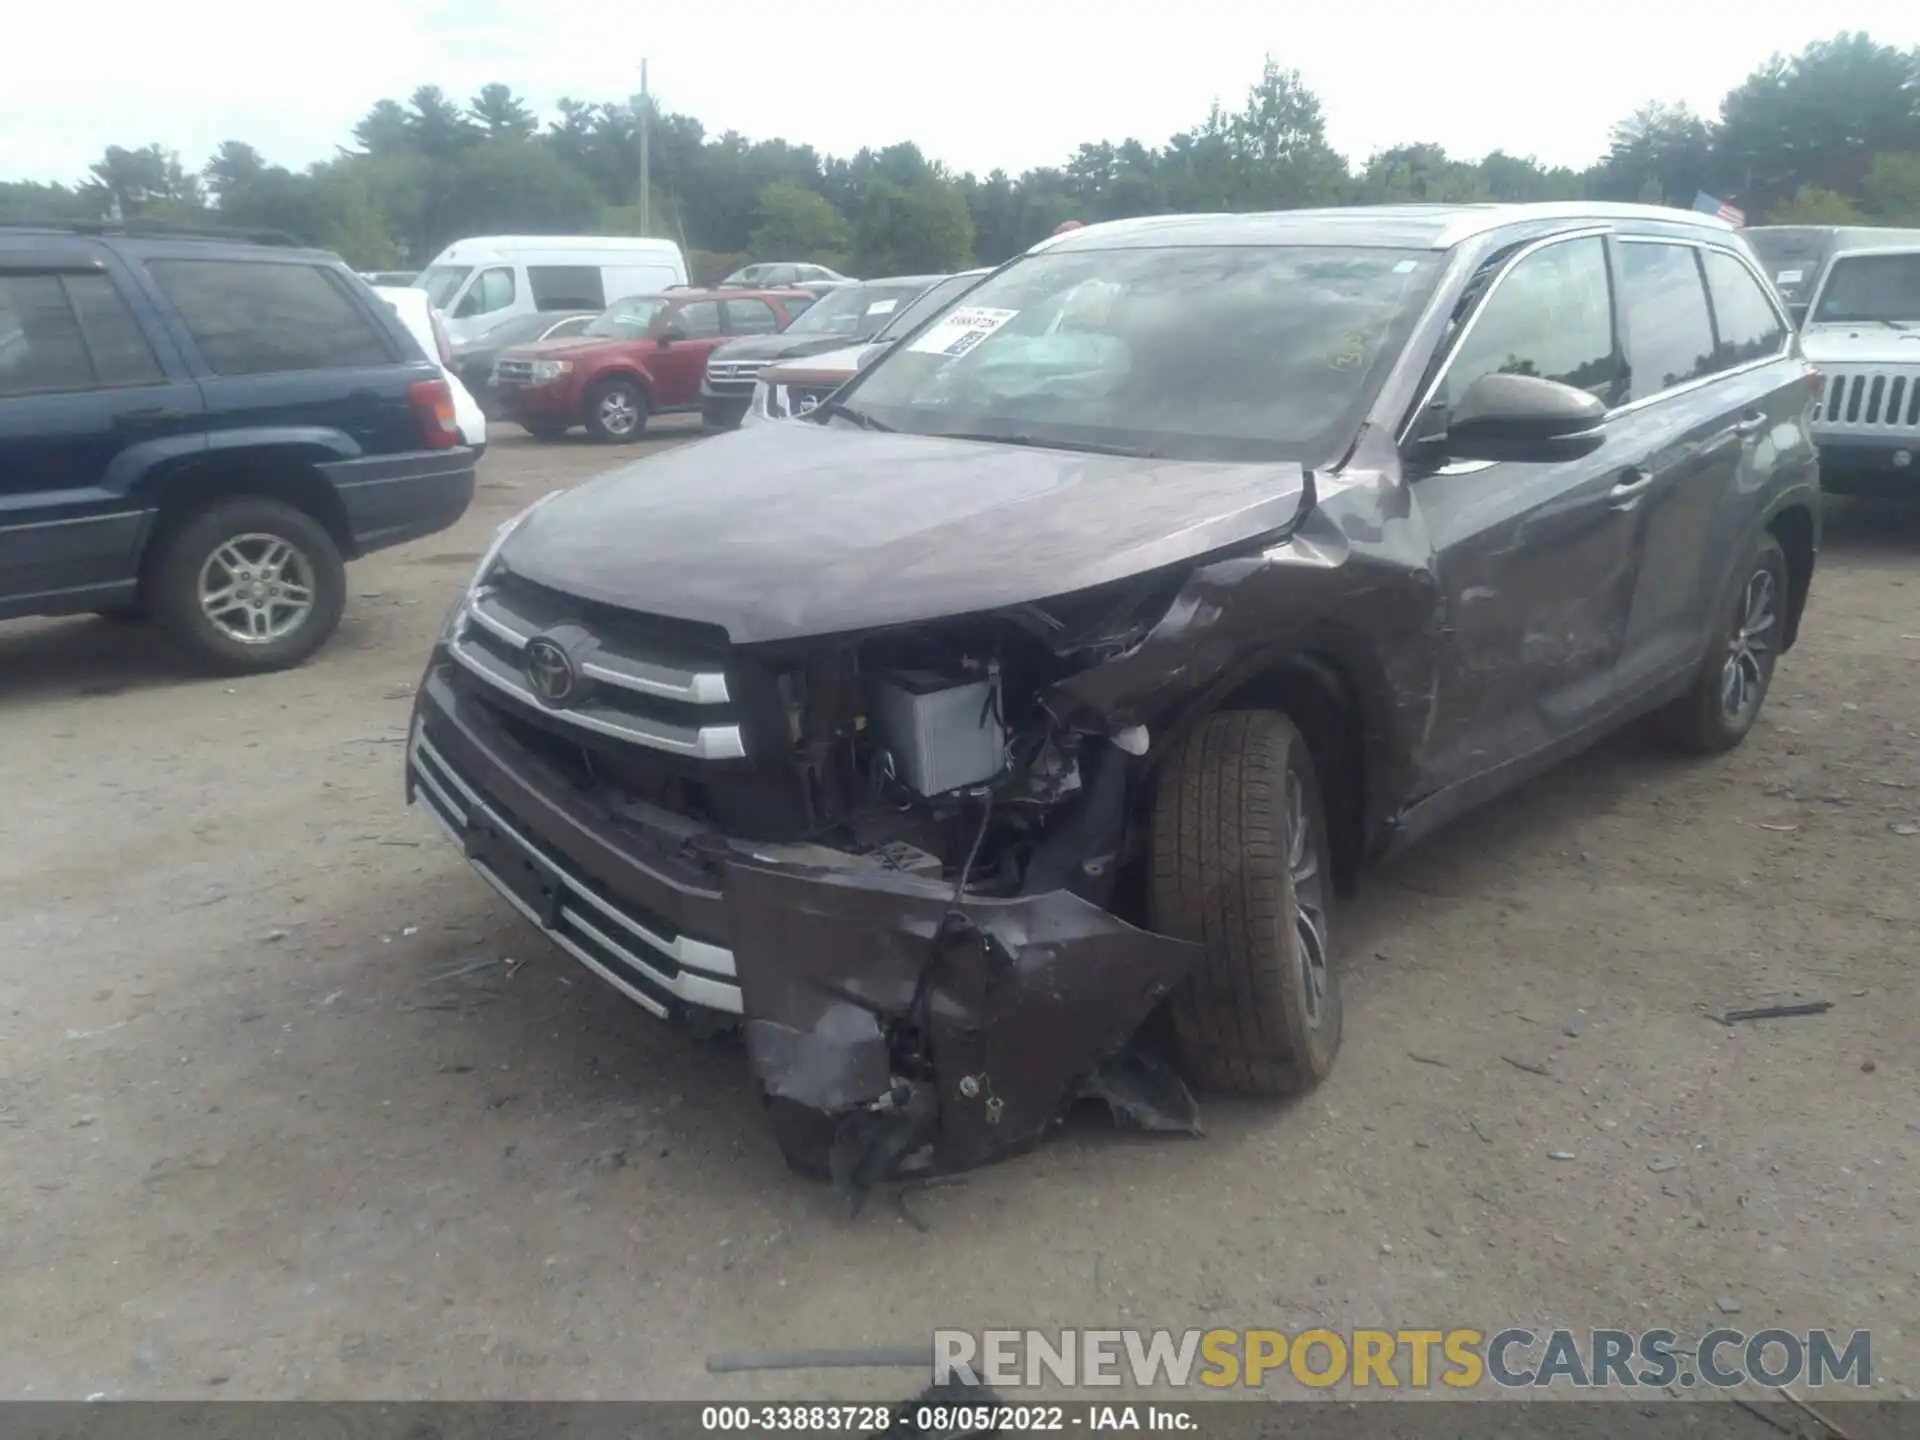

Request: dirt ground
left=2, top=425, right=1915, bottom=1403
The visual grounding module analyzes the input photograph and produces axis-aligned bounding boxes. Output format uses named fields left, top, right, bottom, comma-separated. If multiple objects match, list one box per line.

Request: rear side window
left=672, top=301, right=722, bottom=338
left=149, top=260, right=392, bottom=375
left=784, top=296, right=814, bottom=320
left=723, top=298, right=779, bottom=335
left=1443, top=236, right=1621, bottom=408
left=65, top=273, right=164, bottom=386
left=1701, top=251, right=1787, bottom=368
left=0, top=272, right=163, bottom=395
left=1618, top=243, right=1717, bottom=400
left=528, top=265, right=605, bottom=312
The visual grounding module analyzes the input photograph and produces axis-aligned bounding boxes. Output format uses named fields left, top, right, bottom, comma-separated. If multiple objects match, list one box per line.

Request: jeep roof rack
left=0, top=217, right=304, bottom=247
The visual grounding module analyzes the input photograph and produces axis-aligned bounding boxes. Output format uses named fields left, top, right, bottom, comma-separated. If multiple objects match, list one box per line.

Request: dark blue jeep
left=0, top=223, right=476, bottom=673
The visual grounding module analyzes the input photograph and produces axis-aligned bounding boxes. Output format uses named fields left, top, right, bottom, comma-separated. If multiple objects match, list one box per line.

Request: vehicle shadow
left=1820, top=494, right=1920, bottom=556
left=0, top=614, right=200, bottom=707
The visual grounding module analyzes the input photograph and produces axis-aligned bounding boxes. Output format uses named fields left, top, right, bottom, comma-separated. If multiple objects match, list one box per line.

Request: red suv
left=491, top=288, right=810, bottom=442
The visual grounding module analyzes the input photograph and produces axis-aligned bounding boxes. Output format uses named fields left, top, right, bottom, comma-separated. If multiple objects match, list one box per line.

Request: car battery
left=870, top=669, right=1006, bottom=797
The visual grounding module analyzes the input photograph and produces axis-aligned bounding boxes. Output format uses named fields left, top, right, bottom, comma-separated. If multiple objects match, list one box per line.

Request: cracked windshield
left=3, top=2, right=1917, bottom=1434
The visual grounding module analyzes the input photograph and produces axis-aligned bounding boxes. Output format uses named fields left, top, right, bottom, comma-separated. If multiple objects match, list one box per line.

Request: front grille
left=448, top=572, right=746, bottom=761
left=409, top=722, right=741, bottom=1016
left=493, top=358, right=536, bottom=385
left=705, top=360, right=767, bottom=394
left=1816, top=367, right=1920, bottom=435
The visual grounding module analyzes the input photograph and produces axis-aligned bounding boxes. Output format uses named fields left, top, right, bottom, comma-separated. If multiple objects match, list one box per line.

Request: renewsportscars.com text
left=934, top=1327, right=1873, bottom=1391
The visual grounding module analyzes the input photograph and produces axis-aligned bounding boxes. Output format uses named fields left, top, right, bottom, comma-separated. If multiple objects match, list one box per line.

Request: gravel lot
left=2, top=426, right=1915, bottom=1402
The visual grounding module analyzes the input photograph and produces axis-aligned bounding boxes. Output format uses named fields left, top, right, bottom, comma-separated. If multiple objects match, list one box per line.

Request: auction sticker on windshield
left=909, top=306, right=1020, bottom=357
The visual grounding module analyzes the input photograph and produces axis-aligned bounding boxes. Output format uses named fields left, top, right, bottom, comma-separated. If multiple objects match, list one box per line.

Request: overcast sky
left=5, top=1, right=1918, bottom=187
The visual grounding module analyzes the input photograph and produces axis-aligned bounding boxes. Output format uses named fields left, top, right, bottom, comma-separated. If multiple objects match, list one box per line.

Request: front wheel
left=584, top=378, right=648, bottom=443
left=1657, top=532, right=1787, bottom=754
left=148, top=496, right=346, bottom=675
left=1151, top=710, right=1341, bottom=1096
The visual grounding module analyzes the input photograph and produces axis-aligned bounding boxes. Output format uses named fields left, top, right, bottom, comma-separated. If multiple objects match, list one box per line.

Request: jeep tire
left=1151, top=709, right=1342, bottom=1095
left=148, top=496, right=347, bottom=675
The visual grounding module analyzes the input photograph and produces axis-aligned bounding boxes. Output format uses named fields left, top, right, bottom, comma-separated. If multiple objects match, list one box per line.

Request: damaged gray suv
left=407, top=203, right=1821, bottom=1182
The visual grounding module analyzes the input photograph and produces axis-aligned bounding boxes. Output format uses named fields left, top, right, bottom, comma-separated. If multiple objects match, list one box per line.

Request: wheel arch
left=1143, top=635, right=1397, bottom=897
left=1765, top=501, right=1816, bottom=651
left=133, top=447, right=354, bottom=580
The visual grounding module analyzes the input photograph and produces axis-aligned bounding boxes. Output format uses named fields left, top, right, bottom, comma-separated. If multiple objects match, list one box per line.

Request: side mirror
left=1441, top=372, right=1607, bottom=463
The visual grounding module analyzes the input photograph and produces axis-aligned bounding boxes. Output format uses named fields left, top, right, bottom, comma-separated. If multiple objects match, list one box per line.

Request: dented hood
left=499, top=421, right=1308, bottom=643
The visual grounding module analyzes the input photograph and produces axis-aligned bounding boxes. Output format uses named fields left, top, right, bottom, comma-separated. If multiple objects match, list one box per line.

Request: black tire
left=762, top=1093, right=835, bottom=1180
left=583, top=377, right=648, bottom=443
left=1656, top=532, right=1788, bottom=754
left=521, top=422, right=568, bottom=441
left=148, top=496, right=346, bottom=675
left=1151, top=710, right=1341, bottom=1095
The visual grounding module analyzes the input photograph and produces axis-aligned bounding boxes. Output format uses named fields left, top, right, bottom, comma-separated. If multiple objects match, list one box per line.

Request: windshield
left=783, top=281, right=933, bottom=340
left=875, top=272, right=986, bottom=342
left=1811, top=253, right=1920, bottom=324
left=417, top=265, right=472, bottom=309
left=840, top=245, right=1441, bottom=462
left=583, top=296, right=666, bottom=339
left=476, top=312, right=569, bottom=348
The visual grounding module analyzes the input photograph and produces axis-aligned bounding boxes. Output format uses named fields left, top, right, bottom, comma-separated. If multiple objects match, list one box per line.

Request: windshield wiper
left=939, top=432, right=1160, bottom=459
left=813, top=400, right=892, bottom=431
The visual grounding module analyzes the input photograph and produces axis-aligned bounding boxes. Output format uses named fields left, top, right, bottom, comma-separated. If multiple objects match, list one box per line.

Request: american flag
left=1692, top=191, right=1746, bottom=226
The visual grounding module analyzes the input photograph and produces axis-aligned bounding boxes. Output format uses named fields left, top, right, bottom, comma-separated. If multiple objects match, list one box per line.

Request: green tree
left=1593, top=103, right=1716, bottom=205
left=408, top=86, right=479, bottom=159
left=470, top=84, right=537, bottom=141
left=352, top=100, right=414, bottom=156
left=204, top=141, right=268, bottom=206
left=1767, top=185, right=1866, bottom=223
left=0, top=179, right=102, bottom=222
left=747, top=181, right=850, bottom=263
left=1717, top=34, right=1920, bottom=212
left=1859, top=151, right=1920, bottom=222
left=851, top=179, right=974, bottom=275
left=433, top=141, right=602, bottom=248
left=86, top=144, right=203, bottom=218
left=1357, top=143, right=1492, bottom=203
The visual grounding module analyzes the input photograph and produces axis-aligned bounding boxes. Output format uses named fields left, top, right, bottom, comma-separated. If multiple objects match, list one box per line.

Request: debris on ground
left=1075, top=1049, right=1203, bottom=1135
left=1503, top=1055, right=1554, bottom=1077
left=1716, top=1295, right=1742, bottom=1314
left=1648, top=1157, right=1680, bottom=1173
left=1408, top=1051, right=1449, bottom=1067
left=1547, top=1150, right=1576, bottom=1161
left=1718, top=1001, right=1833, bottom=1025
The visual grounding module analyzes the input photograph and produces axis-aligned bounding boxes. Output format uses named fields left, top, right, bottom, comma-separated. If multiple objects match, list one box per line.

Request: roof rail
left=0, top=217, right=304, bottom=247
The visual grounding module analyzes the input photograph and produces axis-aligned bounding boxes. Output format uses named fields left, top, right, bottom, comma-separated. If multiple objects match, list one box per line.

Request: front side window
left=1810, top=253, right=1920, bottom=325
left=670, top=301, right=722, bottom=339
left=844, top=244, right=1442, bottom=463
left=455, top=267, right=515, bottom=319
left=545, top=315, right=592, bottom=339
left=147, top=260, right=391, bottom=376
left=0, top=274, right=96, bottom=396
left=1440, top=236, right=1621, bottom=410
left=584, top=296, right=666, bottom=339
left=1618, top=242, right=1717, bottom=400
left=418, top=265, right=471, bottom=309
left=1701, top=250, right=1788, bottom=368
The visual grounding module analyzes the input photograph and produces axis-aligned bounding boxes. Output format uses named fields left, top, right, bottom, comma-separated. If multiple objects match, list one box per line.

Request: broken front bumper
left=405, top=659, right=1200, bottom=1173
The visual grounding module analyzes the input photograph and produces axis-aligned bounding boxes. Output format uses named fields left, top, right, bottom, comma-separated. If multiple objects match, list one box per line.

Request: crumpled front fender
left=722, top=856, right=1201, bottom=1176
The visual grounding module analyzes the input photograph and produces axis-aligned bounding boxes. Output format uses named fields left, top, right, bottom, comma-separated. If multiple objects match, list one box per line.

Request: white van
left=416, top=236, right=688, bottom=345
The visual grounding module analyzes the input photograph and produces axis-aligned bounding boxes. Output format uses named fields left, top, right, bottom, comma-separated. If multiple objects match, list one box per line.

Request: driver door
left=1412, top=233, right=1653, bottom=793
left=649, top=299, right=725, bottom=407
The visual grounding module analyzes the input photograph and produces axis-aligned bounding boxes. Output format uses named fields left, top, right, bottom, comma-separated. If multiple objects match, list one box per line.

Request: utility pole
left=638, top=59, right=652, bottom=238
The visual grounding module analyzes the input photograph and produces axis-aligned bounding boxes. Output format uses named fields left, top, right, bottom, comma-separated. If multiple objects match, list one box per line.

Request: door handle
left=1610, top=467, right=1655, bottom=504
left=1733, top=410, right=1767, bottom=436
left=112, top=406, right=184, bottom=430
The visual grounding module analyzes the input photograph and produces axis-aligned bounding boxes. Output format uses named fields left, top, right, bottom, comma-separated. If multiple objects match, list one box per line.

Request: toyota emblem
left=524, top=637, right=578, bottom=706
